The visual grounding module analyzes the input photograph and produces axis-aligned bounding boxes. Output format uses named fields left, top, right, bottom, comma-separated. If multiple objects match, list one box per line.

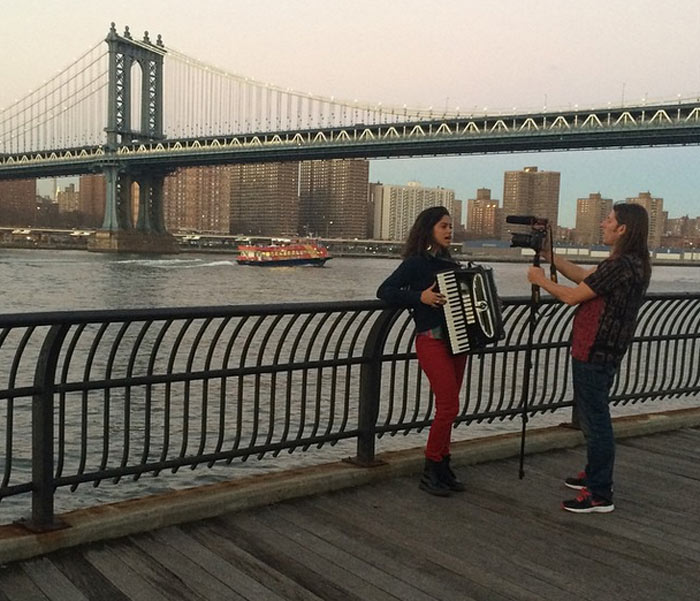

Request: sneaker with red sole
left=562, top=488, right=615, bottom=513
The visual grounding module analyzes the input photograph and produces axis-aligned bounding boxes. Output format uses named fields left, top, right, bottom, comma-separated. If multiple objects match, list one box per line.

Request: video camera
left=506, top=215, right=549, bottom=253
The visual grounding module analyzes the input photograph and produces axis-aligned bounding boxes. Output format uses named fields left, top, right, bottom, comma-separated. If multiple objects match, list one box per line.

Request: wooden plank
left=249, top=504, right=445, bottom=601
left=101, top=540, right=205, bottom=601
left=19, top=557, right=88, bottom=601
left=308, top=481, right=572, bottom=601
left=47, top=551, right=130, bottom=601
left=468, top=453, right=700, bottom=598
left=151, top=527, right=292, bottom=601
left=271, top=499, right=497, bottom=601
left=183, top=522, right=325, bottom=601
left=0, top=567, right=49, bottom=601
left=347, top=461, right=696, bottom=601
left=130, top=531, right=247, bottom=601
left=83, top=544, right=177, bottom=601
left=212, top=513, right=384, bottom=601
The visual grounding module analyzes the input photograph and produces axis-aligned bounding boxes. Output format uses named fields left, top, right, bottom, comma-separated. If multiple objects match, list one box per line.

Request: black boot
left=419, top=458, right=451, bottom=497
left=439, top=455, right=466, bottom=492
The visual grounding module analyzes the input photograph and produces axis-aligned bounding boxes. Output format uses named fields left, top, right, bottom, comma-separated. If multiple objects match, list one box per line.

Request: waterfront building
left=501, top=166, right=560, bottom=240
left=230, top=162, right=300, bottom=236
left=164, top=166, right=233, bottom=234
left=575, top=193, right=613, bottom=246
left=299, top=159, right=369, bottom=239
left=0, top=178, right=36, bottom=226
left=370, top=181, right=457, bottom=241
left=78, top=174, right=106, bottom=226
left=626, top=191, right=664, bottom=249
left=57, top=183, right=80, bottom=215
left=466, top=188, right=502, bottom=239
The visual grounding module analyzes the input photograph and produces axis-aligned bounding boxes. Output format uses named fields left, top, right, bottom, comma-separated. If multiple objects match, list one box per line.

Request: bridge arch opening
left=129, top=60, right=143, bottom=138
left=130, top=180, right=139, bottom=226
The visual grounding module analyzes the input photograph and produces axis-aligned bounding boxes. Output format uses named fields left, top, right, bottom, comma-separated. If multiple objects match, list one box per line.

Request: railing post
left=352, top=308, right=397, bottom=466
left=29, top=324, right=69, bottom=531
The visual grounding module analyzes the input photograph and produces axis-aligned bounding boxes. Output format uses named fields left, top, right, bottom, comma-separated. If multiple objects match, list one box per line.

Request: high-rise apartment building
left=57, top=183, right=80, bottom=214
left=466, top=188, right=502, bottom=239
left=575, top=193, right=613, bottom=246
left=299, top=159, right=369, bottom=238
left=626, top=191, right=664, bottom=249
left=501, top=166, right=560, bottom=240
left=230, top=162, right=300, bottom=236
left=370, top=181, right=457, bottom=241
left=0, top=178, right=36, bottom=225
left=164, top=166, right=233, bottom=233
left=79, top=174, right=106, bottom=226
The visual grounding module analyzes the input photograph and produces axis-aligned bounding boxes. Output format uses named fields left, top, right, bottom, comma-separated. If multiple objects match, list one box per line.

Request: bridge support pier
left=88, top=24, right=177, bottom=254
left=89, top=166, right=178, bottom=254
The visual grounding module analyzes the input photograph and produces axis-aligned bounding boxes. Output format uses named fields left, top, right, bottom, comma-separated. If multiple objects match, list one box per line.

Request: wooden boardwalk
left=1, top=427, right=698, bottom=601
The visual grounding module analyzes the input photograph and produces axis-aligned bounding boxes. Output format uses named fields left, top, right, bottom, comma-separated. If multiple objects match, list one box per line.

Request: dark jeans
left=572, top=358, right=617, bottom=502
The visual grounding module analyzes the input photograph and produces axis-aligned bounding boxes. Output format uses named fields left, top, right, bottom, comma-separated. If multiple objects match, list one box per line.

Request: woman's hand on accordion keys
left=421, top=284, right=447, bottom=309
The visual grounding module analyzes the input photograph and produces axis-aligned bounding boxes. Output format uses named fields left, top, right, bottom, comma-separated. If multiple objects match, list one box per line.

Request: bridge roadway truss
left=3, top=101, right=700, bottom=179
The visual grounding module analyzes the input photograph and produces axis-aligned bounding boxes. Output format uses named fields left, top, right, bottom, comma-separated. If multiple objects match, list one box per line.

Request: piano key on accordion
left=435, top=266, right=504, bottom=355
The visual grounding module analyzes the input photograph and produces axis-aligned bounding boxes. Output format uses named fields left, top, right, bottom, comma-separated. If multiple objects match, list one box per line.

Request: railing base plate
left=14, top=517, right=69, bottom=533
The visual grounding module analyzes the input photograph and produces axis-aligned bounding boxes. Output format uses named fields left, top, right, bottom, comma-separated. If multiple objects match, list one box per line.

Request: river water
left=0, top=249, right=698, bottom=519
left=2, top=248, right=699, bottom=313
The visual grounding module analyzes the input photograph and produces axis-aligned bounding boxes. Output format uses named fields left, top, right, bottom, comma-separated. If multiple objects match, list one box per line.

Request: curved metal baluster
left=278, top=313, right=316, bottom=451
left=267, top=313, right=301, bottom=458
left=250, top=313, right=284, bottom=460
left=56, top=323, right=84, bottom=483
left=200, top=316, right=232, bottom=467
left=78, top=322, right=109, bottom=489
left=104, top=321, right=133, bottom=485
left=161, top=318, right=194, bottom=474
left=236, top=315, right=266, bottom=460
left=337, top=310, right=374, bottom=437
left=322, top=310, right=362, bottom=444
left=300, top=312, right=333, bottom=450
left=181, top=317, right=214, bottom=469
left=140, top=319, right=175, bottom=471
left=2, top=326, right=35, bottom=490
left=250, top=314, right=284, bottom=459
left=220, top=316, right=249, bottom=465
left=122, top=320, right=154, bottom=480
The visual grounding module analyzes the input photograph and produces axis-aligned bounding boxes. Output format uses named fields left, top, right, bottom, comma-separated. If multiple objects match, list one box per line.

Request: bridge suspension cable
left=164, top=48, right=457, bottom=139
left=0, top=41, right=108, bottom=155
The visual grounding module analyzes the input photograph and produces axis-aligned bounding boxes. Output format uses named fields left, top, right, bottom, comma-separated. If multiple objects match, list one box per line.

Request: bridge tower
left=90, top=23, right=177, bottom=253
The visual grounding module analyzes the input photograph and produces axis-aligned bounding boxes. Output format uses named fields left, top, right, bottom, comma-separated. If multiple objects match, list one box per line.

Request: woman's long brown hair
left=612, top=202, right=652, bottom=285
left=402, top=206, right=451, bottom=259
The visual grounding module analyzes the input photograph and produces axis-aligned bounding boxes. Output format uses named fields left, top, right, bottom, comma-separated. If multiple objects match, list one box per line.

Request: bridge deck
left=1, top=427, right=698, bottom=601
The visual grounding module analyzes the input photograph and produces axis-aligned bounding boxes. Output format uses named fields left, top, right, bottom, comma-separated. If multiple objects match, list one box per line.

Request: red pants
left=415, top=335, right=468, bottom=462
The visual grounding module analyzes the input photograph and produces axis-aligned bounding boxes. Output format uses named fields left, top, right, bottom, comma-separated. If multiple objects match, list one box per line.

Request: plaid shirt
left=572, top=254, right=647, bottom=365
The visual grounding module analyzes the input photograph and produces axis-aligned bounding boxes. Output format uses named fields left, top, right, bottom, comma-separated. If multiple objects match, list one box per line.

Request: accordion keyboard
left=436, top=270, right=476, bottom=354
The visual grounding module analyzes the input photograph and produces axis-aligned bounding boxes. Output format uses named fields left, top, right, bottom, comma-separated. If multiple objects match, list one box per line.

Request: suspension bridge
left=2, top=22, right=700, bottom=250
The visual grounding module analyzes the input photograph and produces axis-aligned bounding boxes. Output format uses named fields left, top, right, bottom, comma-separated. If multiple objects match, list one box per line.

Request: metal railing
left=1, top=293, right=699, bottom=529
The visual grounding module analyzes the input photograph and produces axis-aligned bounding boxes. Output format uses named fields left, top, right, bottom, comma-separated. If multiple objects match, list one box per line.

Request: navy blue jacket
left=376, top=253, right=461, bottom=332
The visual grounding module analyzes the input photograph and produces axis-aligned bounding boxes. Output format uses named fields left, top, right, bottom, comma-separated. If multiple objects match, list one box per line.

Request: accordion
left=435, top=265, right=505, bottom=354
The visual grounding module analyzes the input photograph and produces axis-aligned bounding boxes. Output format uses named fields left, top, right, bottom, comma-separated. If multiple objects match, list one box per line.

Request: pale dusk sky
left=3, top=0, right=700, bottom=226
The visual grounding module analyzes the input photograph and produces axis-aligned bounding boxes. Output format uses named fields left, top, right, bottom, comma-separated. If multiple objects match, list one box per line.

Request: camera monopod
left=506, top=216, right=557, bottom=478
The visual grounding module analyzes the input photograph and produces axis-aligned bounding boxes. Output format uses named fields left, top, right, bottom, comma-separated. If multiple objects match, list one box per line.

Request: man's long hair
left=612, top=202, right=652, bottom=285
left=402, top=206, right=451, bottom=259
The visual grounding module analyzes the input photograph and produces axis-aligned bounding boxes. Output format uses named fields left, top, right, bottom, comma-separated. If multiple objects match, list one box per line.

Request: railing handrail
left=1, top=292, right=698, bottom=529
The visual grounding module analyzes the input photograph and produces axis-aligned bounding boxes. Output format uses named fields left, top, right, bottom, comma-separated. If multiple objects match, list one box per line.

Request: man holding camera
left=527, top=203, right=651, bottom=513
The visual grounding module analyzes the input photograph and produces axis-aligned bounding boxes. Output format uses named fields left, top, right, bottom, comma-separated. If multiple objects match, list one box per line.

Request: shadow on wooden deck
left=1, top=421, right=698, bottom=601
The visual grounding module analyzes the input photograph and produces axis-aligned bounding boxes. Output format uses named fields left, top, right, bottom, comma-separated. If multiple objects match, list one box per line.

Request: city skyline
left=4, top=1, right=700, bottom=226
